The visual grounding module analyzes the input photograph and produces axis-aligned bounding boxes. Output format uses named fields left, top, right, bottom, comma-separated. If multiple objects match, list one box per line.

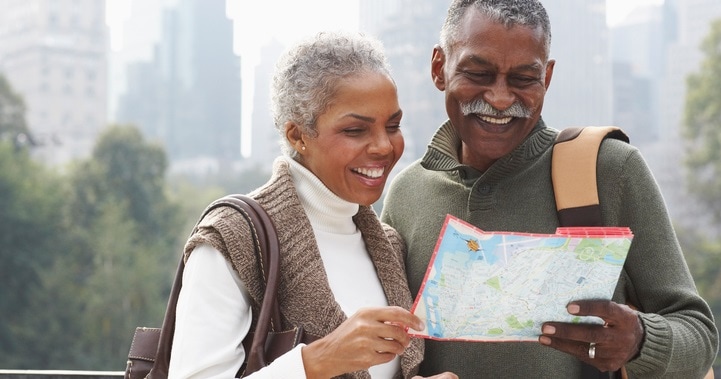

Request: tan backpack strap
left=552, top=126, right=629, bottom=226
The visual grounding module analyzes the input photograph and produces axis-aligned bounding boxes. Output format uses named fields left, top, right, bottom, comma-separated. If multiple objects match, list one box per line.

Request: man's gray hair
left=440, top=0, right=552, bottom=58
left=271, top=31, right=392, bottom=157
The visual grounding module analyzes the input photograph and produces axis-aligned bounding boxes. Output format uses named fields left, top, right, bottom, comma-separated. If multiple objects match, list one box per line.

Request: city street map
left=410, top=215, right=633, bottom=342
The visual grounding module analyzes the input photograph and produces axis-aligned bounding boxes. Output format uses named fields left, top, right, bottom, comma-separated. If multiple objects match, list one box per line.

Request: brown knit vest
left=184, top=159, right=423, bottom=378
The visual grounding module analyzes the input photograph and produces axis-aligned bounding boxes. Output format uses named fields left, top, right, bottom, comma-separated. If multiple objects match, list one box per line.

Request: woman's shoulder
left=381, top=222, right=407, bottom=261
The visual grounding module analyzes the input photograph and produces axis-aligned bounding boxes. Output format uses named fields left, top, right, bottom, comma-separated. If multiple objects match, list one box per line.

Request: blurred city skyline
left=101, top=0, right=720, bottom=237
left=105, top=0, right=664, bottom=157
left=1, top=0, right=719, bottom=235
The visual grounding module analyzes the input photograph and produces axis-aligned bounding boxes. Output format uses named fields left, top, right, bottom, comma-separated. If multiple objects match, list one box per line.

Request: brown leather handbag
left=124, top=194, right=316, bottom=379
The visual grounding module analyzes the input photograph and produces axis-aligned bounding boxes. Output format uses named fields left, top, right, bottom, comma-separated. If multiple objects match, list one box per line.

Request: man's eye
left=387, top=124, right=402, bottom=133
left=467, top=72, right=494, bottom=83
left=509, top=76, right=539, bottom=87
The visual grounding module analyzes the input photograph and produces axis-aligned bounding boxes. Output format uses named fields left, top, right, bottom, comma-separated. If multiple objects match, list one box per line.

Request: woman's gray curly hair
left=271, top=31, right=393, bottom=157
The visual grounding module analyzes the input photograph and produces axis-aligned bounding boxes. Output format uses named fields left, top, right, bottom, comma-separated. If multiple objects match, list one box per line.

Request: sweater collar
left=283, top=156, right=359, bottom=235
left=420, top=118, right=557, bottom=177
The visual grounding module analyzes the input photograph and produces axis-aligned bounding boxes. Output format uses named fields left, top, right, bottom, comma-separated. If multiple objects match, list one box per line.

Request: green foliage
left=0, top=74, right=29, bottom=142
left=683, top=18, right=721, bottom=223
left=0, top=142, right=70, bottom=367
left=0, top=118, right=279, bottom=369
left=682, top=19, right=721, bottom=370
left=0, top=125, right=189, bottom=370
left=171, top=162, right=270, bottom=196
left=676, top=225, right=721, bottom=368
left=82, top=125, right=174, bottom=242
left=56, top=125, right=183, bottom=369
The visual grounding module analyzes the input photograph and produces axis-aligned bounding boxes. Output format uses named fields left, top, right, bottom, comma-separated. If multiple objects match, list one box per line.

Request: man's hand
left=539, top=300, right=644, bottom=372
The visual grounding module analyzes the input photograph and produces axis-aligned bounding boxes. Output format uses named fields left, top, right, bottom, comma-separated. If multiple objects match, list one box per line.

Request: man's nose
left=483, top=81, right=515, bottom=111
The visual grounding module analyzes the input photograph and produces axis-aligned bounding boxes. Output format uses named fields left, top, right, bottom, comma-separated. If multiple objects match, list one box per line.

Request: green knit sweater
left=381, top=119, right=717, bottom=378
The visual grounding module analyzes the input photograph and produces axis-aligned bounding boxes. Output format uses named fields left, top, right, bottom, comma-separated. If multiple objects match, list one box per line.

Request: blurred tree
left=676, top=224, right=721, bottom=369
left=0, top=76, right=69, bottom=367
left=682, top=17, right=721, bottom=370
left=83, top=125, right=174, bottom=242
left=683, top=18, right=721, bottom=223
left=0, top=74, right=33, bottom=147
left=0, top=143, right=70, bottom=367
left=58, top=125, right=183, bottom=369
left=0, top=121, right=281, bottom=369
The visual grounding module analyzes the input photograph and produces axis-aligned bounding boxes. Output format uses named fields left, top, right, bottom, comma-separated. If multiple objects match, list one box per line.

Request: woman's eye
left=343, top=128, right=365, bottom=135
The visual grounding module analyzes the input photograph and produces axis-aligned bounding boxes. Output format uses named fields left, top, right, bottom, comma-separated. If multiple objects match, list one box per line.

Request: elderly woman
left=168, top=32, right=457, bottom=379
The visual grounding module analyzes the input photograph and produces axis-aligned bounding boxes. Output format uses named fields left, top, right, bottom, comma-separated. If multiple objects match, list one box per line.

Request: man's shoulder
left=597, top=135, right=642, bottom=169
left=552, top=127, right=640, bottom=172
left=387, top=158, right=447, bottom=196
left=392, top=159, right=426, bottom=181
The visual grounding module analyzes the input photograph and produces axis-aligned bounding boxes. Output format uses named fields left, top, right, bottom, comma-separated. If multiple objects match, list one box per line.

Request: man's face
left=432, top=9, right=555, bottom=172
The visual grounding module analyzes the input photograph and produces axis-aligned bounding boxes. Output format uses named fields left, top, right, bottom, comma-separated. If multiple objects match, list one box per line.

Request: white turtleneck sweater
left=169, top=156, right=399, bottom=379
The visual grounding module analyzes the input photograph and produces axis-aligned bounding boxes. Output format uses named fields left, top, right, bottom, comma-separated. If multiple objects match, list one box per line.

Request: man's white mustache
left=460, top=98, right=532, bottom=118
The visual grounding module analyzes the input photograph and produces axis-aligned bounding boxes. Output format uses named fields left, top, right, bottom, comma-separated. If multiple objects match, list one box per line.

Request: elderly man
left=381, top=0, right=718, bottom=377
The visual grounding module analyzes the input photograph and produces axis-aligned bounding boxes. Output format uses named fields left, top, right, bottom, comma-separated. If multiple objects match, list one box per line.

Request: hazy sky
left=104, top=0, right=664, bottom=155
left=105, top=0, right=664, bottom=60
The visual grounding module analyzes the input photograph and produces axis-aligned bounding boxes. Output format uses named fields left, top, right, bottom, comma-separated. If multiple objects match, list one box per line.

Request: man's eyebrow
left=466, top=56, right=544, bottom=72
left=466, top=55, right=495, bottom=67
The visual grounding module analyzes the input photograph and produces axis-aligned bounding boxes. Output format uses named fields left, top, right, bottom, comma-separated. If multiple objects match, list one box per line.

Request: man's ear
left=285, top=121, right=306, bottom=154
left=431, top=45, right=447, bottom=91
left=544, top=59, right=556, bottom=90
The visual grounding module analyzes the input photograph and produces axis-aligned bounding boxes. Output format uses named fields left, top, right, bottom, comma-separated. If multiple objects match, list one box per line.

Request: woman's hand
left=301, top=306, right=423, bottom=379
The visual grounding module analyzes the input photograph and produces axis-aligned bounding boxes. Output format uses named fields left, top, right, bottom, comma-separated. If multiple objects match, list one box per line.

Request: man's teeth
left=479, top=115, right=513, bottom=124
left=354, top=167, right=384, bottom=178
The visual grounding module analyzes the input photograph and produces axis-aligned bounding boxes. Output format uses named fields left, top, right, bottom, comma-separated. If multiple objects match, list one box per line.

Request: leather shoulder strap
left=552, top=126, right=629, bottom=226
left=554, top=127, right=630, bottom=379
left=149, top=194, right=280, bottom=378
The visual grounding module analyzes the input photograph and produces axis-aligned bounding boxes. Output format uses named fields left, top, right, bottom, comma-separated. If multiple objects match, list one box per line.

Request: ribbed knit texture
left=184, top=158, right=423, bottom=379
left=382, top=119, right=717, bottom=378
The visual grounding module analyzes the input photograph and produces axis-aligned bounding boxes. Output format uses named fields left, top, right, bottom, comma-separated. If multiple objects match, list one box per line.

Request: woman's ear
left=285, top=121, right=306, bottom=154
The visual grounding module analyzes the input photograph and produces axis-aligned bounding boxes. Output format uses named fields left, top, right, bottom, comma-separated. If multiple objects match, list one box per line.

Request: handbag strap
left=224, top=195, right=284, bottom=370
left=150, top=194, right=282, bottom=378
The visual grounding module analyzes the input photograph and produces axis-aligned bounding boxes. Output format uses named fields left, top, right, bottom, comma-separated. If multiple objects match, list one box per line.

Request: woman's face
left=296, top=71, right=404, bottom=206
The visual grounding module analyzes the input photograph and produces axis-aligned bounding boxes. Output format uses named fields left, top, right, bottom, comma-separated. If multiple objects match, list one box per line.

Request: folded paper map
left=410, top=214, right=633, bottom=342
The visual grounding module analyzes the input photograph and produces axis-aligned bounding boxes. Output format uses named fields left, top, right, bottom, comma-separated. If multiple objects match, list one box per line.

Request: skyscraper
left=541, top=0, right=612, bottom=129
left=651, top=0, right=721, bottom=235
left=610, top=4, right=665, bottom=145
left=116, top=0, right=241, bottom=166
left=249, top=38, right=285, bottom=168
left=362, top=0, right=451, bottom=162
left=0, top=0, right=108, bottom=164
left=359, top=0, right=401, bottom=36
